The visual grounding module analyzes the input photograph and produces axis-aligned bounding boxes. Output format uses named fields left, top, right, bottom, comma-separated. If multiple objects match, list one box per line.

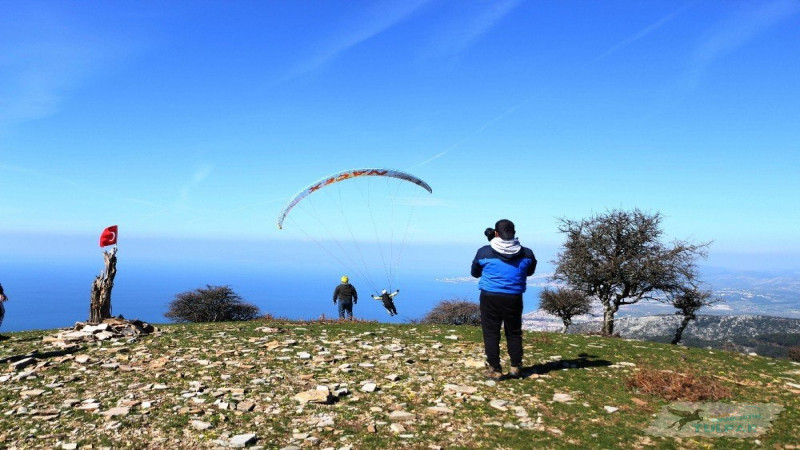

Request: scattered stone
left=10, top=357, right=36, bottom=371
left=552, top=393, right=573, bottom=403
left=388, top=411, right=415, bottom=422
left=489, top=399, right=509, bottom=411
left=443, top=384, right=477, bottom=395
left=385, top=374, right=400, bottom=382
left=237, top=401, right=256, bottom=412
left=426, top=406, right=454, bottom=415
left=293, top=390, right=331, bottom=404
left=191, top=420, right=213, bottom=430
left=230, top=433, right=257, bottom=448
left=604, top=406, right=619, bottom=414
left=361, top=383, right=378, bottom=393
left=464, top=359, right=484, bottom=368
left=21, top=389, right=45, bottom=397
left=101, top=406, right=130, bottom=417
left=389, top=423, right=406, bottom=434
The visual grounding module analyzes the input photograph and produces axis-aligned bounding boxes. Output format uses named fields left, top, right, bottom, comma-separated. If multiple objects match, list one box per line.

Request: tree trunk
left=601, top=301, right=616, bottom=335
left=561, top=317, right=571, bottom=334
left=671, top=316, right=692, bottom=345
left=89, top=247, right=117, bottom=324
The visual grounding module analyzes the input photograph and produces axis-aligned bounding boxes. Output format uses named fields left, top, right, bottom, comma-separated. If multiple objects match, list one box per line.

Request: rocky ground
left=1, top=319, right=798, bottom=449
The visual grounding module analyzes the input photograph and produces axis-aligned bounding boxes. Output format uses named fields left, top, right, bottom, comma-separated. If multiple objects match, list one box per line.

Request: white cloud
left=689, top=0, right=800, bottom=82
left=283, top=0, right=434, bottom=80
left=424, top=0, right=521, bottom=58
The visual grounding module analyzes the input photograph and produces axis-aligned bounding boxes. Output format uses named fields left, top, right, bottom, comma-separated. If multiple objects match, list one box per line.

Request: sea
left=0, top=259, right=519, bottom=333
left=4, top=253, right=798, bottom=333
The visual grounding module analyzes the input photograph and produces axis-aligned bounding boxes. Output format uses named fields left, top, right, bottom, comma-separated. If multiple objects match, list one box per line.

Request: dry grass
left=626, top=367, right=732, bottom=401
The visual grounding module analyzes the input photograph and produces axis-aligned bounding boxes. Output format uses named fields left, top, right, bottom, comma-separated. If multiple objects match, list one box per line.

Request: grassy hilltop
left=1, top=320, right=798, bottom=449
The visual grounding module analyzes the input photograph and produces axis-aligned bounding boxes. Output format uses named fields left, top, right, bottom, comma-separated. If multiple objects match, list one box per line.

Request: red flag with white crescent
left=99, top=225, right=118, bottom=247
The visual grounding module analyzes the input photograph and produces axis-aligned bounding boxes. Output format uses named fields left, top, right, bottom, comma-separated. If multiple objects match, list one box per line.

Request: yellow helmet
left=341, top=276, right=349, bottom=283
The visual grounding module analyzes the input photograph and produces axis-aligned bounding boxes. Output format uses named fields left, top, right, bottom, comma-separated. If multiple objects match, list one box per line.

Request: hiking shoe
left=508, top=366, right=521, bottom=378
left=485, top=364, right=503, bottom=381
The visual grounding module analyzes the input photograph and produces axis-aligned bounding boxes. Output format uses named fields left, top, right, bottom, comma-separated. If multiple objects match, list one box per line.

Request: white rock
left=464, top=359, right=484, bottom=368
left=361, top=383, right=378, bottom=393
left=230, top=433, right=257, bottom=448
left=444, top=384, right=477, bottom=395
left=426, top=406, right=454, bottom=415
left=191, top=420, right=213, bottom=430
left=604, top=406, right=619, bottom=414
left=294, top=390, right=331, bottom=404
left=490, top=399, right=509, bottom=410
left=101, top=406, right=130, bottom=417
left=552, top=393, right=573, bottom=403
left=388, top=411, right=415, bottom=422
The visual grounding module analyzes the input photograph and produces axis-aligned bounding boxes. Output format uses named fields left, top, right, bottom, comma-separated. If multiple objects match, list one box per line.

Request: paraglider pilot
left=333, top=276, right=358, bottom=319
left=372, top=289, right=399, bottom=316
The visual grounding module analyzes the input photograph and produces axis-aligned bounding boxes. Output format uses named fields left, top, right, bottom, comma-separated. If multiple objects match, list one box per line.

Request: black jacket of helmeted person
left=333, top=283, right=358, bottom=303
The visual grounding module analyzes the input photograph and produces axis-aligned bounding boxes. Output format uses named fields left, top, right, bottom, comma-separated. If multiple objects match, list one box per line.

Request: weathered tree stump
left=89, top=247, right=117, bottom=324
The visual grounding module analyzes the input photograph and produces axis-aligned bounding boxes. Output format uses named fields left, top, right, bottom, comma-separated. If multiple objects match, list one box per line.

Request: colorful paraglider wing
left=276, top=168, right=432, bottom=229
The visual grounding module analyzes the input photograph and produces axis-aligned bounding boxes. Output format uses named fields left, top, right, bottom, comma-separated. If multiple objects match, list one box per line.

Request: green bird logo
left=667, top=407, right=704, bottom=430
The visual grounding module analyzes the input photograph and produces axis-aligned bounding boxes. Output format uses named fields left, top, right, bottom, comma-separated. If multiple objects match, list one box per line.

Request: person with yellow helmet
left=333, top=276, right=358, bottom=319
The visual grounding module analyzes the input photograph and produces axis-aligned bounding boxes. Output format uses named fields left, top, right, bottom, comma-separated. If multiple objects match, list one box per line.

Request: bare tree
left=553, top=209, right=709, bottom=335
left=89, top=247, right=117, bottom=324
left=539, top=287, right=592, bottom=333
left=664, top=283, right=719, bottom=345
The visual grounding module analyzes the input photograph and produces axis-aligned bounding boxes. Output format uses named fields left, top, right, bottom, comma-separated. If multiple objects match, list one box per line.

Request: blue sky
left=2, top=0, right=800, bottom=274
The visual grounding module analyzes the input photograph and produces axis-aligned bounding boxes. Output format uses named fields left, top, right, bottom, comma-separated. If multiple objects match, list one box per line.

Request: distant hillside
left=568, top=315, right=800, bottom=358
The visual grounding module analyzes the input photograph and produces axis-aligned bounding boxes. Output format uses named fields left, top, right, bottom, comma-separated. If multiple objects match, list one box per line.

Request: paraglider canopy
left=276, top=167, right=432, bottom=295
left=276, top=168, right=432, bottom=229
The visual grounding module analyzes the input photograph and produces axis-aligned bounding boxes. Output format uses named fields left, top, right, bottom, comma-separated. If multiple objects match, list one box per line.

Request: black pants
left=383, top=299, right=397, bottom=316
left=479, top=291, right=523, bottom=370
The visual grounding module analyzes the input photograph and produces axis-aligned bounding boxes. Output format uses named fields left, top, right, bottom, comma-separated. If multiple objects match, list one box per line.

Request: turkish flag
left=99, top=225, right=118, bottom=247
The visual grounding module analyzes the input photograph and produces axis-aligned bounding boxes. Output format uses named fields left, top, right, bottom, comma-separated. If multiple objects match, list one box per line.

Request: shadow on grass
left=521, top=352, right=612, bottom=378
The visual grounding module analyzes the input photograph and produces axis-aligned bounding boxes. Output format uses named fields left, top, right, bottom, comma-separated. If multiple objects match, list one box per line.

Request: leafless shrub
left=165, top=285, right=260, bottom=323
left=421, top=299, right=481, bottom=326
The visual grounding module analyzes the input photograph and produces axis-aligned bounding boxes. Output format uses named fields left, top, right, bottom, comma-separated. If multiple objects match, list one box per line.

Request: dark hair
left=494, top=219, right=515, bottom=240
left=484, top=228, right=495, bottom=241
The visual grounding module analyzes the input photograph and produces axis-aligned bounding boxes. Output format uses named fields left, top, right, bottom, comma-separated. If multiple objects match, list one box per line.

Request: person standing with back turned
left=333, top=276, right=358, bottom=320
left=471, top=219, right=537, bottom=380
left=0, top=283, right=8, bottom=340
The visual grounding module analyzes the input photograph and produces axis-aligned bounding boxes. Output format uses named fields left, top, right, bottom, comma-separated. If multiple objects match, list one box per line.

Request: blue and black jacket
left=471, top=243, right=537, bottom=294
